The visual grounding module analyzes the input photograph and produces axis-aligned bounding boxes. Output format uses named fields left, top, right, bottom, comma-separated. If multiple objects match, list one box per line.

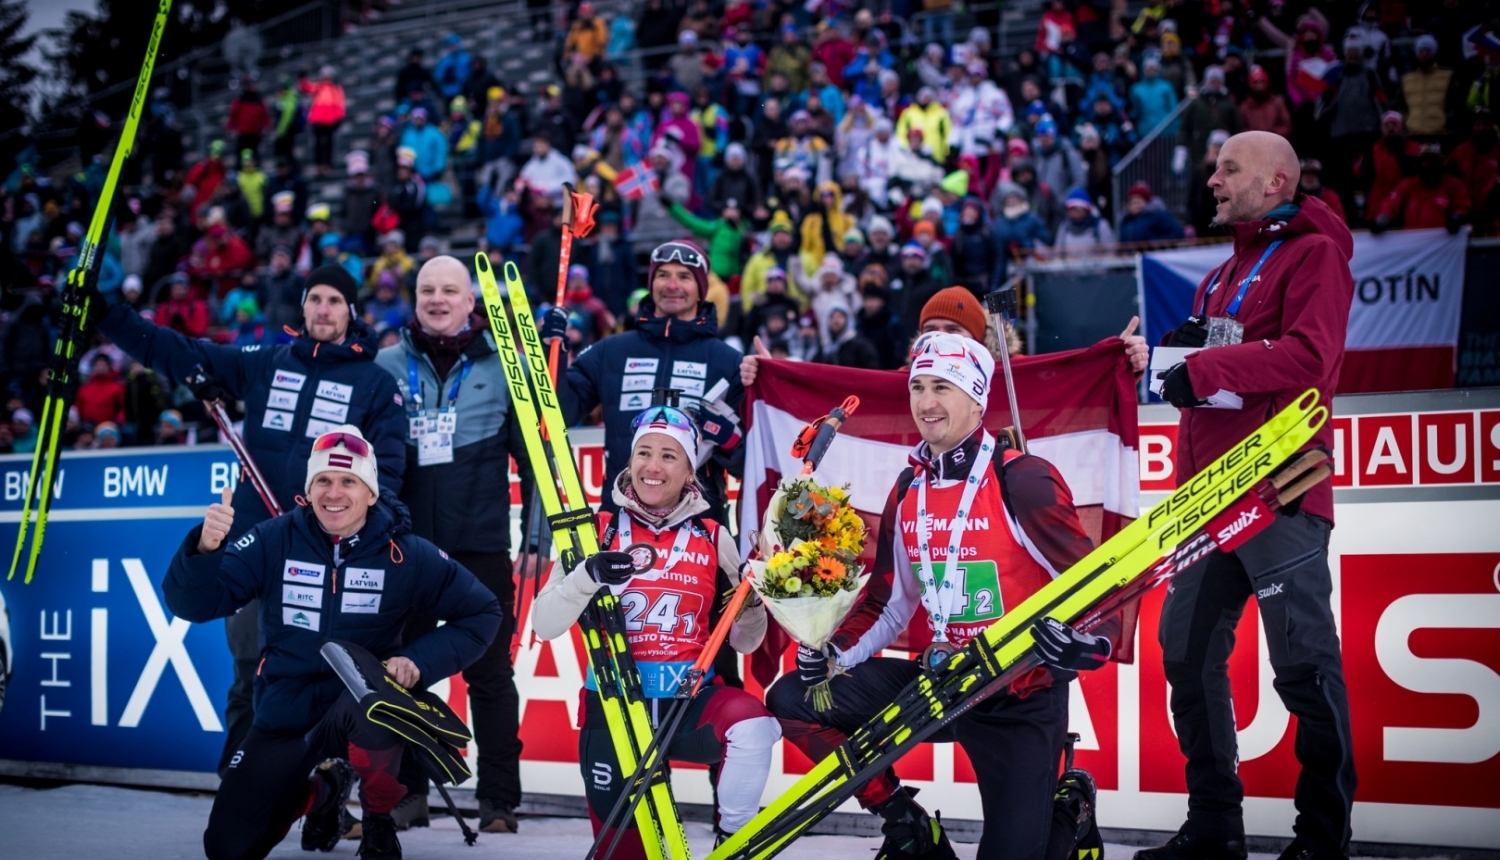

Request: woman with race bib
left=532, top=404, right=779, bottom=855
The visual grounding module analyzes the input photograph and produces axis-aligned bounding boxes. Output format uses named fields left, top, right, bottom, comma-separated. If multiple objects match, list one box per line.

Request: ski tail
left=712, top=394, right=1328, bottom=860
left=10, top=0, right=175, bottom=583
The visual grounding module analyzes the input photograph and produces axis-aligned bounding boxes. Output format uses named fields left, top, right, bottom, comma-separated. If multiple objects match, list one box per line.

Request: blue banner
left=0, top=446, right=241, bottom=773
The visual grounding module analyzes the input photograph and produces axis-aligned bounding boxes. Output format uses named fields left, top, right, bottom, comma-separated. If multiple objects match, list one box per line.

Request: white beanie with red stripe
left=306, top=424, right=380, bottom=496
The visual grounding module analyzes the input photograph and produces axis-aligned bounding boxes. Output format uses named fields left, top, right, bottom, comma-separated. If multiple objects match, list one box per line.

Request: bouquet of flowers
left=748, top=477, right=869, bottom=710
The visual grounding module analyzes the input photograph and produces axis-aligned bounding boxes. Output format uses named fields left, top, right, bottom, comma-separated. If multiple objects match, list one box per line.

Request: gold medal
left=624, top=542, right=659, bottom=573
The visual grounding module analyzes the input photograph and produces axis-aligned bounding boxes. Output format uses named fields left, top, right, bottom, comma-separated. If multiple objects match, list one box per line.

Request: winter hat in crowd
left=913, top=221, right=937, bottom=241
left=396, top=147, right=417, bottom=168
left=874, top=116, right=894, bottom=134
left=307, top=202, right=332, bottom=221
left=345, top=150, right=370, bottom=175
left=842, top=227, right=865, bottom=247
left=1035, top=117, right=1059, bottom=138
left=1343, top=28, right=1366, bottom=52
left=11, top=408, right=34, bottom=428
left=900, top=241, right=928, bottom=261
left=302, top=264, right=360, bottom=308
left=1127, top=182, right=1153, bottom=202
left=909, top=331, right=995, bottom=410
left=1065, top=187, right=1094, bottom=210
left=647, top=239, right=710, bottom=299
left=766, top=266, right=788, bottom=284
left=379, top=229, right=405, bottom=248
left=1203, top=65, right=1226, bottom=87
left=306, top=425, right=381, bottom=496
left=272, top=191, right=296, bottom=214
left=569, top=264, right=590, bottom=283
left=724, top=142, right=748, bottom=164
left=867, top=215, right=894, bottom=238
left=940, top=170, right=970, bottom=196
left=995, top=180, right=1027, bottom=205
left=1414, top=34, right=1438, bottom=55
left=123, top=274, right=143, bottom=298
left=769, top=210, right=795, bottom=234
left=1007, top=137, right=1030, bottom=157
left=919, top=286, right=988, bottom=342
left=159, top=409, right=183, bottom=429
left=1208, top=128, right=1232, bottom=147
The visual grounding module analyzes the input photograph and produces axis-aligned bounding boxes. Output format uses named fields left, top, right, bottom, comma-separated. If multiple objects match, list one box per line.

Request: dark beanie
left=302, top=265, right=360, bottom=307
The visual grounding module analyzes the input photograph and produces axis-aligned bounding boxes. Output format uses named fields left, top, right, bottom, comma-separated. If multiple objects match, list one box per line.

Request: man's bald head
left=414, top=255, right=476, bottom=337
left=1207, top=131, right=1302, bottom=227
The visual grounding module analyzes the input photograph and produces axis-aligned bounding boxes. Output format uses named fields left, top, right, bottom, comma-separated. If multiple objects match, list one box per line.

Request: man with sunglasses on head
left=167, top=426, right=501, bottom=860
left=766, top=332, right=1113, bottom=860
left=90, top=264, right=408, bottom=777
left=543, top=239, right=746, bottom=528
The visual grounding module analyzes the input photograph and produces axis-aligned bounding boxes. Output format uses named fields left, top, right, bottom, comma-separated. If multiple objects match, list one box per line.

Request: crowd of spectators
left=2, top=0, right=1497, bottom=452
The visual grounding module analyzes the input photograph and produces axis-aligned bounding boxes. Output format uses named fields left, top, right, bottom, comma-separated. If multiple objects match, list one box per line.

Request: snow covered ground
left=0, top=783, right=1463, bottom=860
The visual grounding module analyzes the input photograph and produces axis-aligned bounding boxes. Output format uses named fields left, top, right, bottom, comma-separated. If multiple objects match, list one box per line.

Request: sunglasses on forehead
left=650, top=243, right=707, bottom=270
left=312, top=431, right=370, bottom=458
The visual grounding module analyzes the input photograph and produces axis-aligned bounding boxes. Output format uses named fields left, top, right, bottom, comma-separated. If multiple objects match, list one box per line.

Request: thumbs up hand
left=739, top=335, right=773, bottom=388
left=198, top=487, right=236, bottom=553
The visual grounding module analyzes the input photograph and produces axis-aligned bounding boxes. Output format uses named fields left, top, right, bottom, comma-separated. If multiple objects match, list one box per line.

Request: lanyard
left=1198, top=239, right=1282, bottom=318
left=616, top=511, right=695, bottom=581
left=406, top=354, right=472, bottom=414
left=912, top=431, right=995, bottom=644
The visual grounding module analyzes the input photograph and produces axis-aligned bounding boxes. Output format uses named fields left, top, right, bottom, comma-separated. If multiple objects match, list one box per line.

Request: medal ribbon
left=912, top=431, right=995, bottom=643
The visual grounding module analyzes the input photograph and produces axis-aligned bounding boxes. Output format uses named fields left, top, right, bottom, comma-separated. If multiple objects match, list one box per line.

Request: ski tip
left=1294, top=388, right=1319, bottom=413
left=1304, top=405, right=1329, bottom=433
left=474, top=252, right=491, bottom=274
left=503, top=260, right=522, bottom=284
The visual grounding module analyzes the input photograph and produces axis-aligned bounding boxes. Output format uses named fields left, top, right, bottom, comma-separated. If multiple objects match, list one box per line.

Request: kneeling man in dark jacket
left=167, top=425, right=501, bottom=860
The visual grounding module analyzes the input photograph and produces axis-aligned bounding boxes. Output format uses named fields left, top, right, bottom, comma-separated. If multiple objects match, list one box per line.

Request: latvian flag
left=739, top=339, right=1142, bottom=684
left=613, top=164, right=659, bottom=200
left=329, top=453, right=354, bottom=469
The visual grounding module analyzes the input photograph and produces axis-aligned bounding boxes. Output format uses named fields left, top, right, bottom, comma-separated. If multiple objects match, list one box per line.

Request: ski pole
left=509, top=483, right=551, bottom=660
left=984, top=276, right=1027, bottom=452
left=546, top=183, right=598, bottom=384
left=593, top=396, right=861, bottom=859
left=11, top=0, right=174, bottom=583
left=190, top=366, right=283, bottom=518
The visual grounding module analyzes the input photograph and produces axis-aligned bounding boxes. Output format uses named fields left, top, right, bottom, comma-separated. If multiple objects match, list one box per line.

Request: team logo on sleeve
left=283, top=560, right=326, bottom=586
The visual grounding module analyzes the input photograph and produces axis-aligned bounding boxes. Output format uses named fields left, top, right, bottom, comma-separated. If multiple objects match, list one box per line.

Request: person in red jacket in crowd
left=1362, top=111, right=1415, bottom=223
left=76, top=354, right=126, bottom=427
left=188, top=223, right=256, bottom=297
left=1296, top=158, right=1346, bottom=223
left=812, top=23, right=856, bottom=89
left=1449, top=109, right=1500, bottom=232
left=1146, top=131, right=1356, bottom=860
left=155, top=273, right=211, bottom=339
left=184, top=141, right=229, bottom=222
left=1238, top=65, right=1292, bottom=139
left=1373, top=144, right=1470, bottom=234
left=225, top=78, right=272, bottom=162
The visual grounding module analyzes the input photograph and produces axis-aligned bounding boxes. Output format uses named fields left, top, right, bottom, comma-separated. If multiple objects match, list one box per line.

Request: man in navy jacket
left=169, top=426, right=500, bottom=860
left=95, top=264, right=408, bottom=775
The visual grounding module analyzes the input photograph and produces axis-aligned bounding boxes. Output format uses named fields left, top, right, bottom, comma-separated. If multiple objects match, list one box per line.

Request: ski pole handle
left=791, top=396, right=860, bottom=476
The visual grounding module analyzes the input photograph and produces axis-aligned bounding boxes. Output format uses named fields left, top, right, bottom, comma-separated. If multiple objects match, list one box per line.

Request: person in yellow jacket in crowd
left=896, top=86, right=953, bottom=164
left=798, top=182, right=854, bottom=277
left=237, top=149, right=268, bottom=221
left=565, top=0, right=610, bottom=61
left=740, top=211, right=807, bottom=312
left=365, top=232, right=417, bottom=293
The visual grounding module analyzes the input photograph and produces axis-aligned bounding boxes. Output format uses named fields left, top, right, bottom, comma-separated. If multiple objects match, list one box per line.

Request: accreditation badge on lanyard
left=410, top=355, right=472, bottom=465
left=1201, top=240, right=1282, bottom=348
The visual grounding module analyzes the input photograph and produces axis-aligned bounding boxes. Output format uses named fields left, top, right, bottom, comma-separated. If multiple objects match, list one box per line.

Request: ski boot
left=340, top=807, right=362, bottom=841
left=871, top=786, right=959, bottom=860
left=1132, top=830, right=1247, bottom=860
left=1275, top=837, right=1350, bottom=860
left=358, top=812, right=402, bottom=859
left=389, top=793, right=429, bottom=830
left=478, top=798, right=518, bottom=833
left=1053, top=733, right=1104, bottom=859
left=302, top=758, right=355, bottom=852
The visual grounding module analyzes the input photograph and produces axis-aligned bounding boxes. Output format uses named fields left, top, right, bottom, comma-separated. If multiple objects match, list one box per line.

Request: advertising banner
left=2, top=396, right=1497, bottom=849
left=1141, top=228, right=1468, bottom=394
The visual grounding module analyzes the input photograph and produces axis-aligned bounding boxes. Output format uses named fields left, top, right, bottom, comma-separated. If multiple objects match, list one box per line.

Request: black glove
left=584, top=551, right=636, bottom=586
left=187, top=365, right=229, bottom=403
left=1447, top=212, right=1465, bottom=235
left=1160, top=361, right=1206, bottom=408
left=693, top=399, right=742, bottom=452
left=539, top=306, right=569, bottom=344
left=1370, top=216, right=1391, bottom=235
left=796, top=643, right=830, bottom=687
left=1031, top=618, right=1111, bottom=672
left=1166, top=315, right=1208, bottom=348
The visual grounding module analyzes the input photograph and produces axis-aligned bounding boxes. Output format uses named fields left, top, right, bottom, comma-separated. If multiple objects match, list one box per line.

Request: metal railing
left=1109, top=94, right=1193, bottom=232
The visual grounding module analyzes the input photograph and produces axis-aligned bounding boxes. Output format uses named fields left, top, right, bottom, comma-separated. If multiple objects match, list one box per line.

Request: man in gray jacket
left=374, top=255, right=545, bottom=834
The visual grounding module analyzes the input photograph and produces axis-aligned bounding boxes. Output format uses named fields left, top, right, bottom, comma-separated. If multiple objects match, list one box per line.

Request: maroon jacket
left=1180, top=194, right=1353, bottom=523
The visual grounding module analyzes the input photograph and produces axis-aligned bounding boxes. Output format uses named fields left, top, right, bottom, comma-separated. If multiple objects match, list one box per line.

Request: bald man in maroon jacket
left=1140, top=131, right=1357, bottom=860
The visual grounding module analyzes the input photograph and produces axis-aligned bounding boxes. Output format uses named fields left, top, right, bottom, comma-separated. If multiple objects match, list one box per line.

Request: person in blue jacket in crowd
left=168, top=426, right=501, bottom=860
left=92, top=263, right=408, bottom=778
left=1117, top=181, right=1187, bottom=244
left=545, top=239, right=745, bottom=528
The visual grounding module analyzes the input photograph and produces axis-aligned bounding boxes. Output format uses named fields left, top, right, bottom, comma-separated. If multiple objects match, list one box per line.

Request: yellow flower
left=768, top=551, right=796, bottom=573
